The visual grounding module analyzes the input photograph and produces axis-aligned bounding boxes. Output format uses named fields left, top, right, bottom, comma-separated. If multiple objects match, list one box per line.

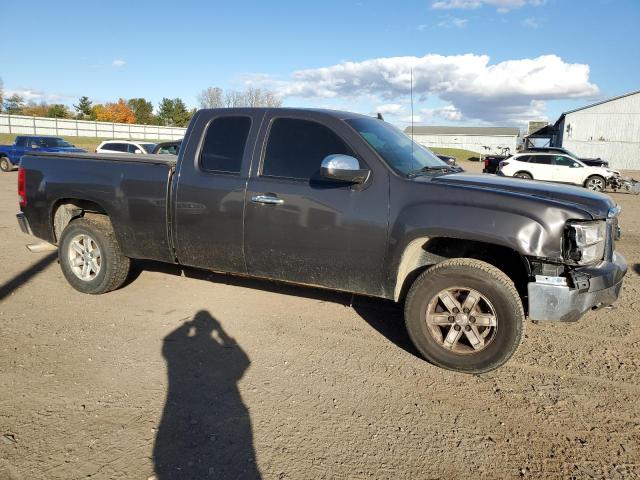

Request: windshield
left=141, top=143, right=157, bottom=153
left=41, top=137, right=73, bottom=148
left=345, top=118, right=448, bottom=176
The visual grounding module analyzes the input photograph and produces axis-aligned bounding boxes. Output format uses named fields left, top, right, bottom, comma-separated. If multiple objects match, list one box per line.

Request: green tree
left=157, top=98, right=192, bottom=127
left=73, top=96, right=93, bottom=119
left=46, top=104, right=70, bottom=118
left=4, top=93, right=25, bottom=114
left=127, top=98, right=155, bottom=124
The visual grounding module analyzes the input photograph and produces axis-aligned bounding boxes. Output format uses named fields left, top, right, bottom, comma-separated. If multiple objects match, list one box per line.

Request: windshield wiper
left=407, top=165, right=458, bottom=178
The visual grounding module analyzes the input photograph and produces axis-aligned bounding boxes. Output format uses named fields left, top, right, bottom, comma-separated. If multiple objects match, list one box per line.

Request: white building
left=555, top=90, right=640, bottom=170
left=404, top=126, right=520, bottom=156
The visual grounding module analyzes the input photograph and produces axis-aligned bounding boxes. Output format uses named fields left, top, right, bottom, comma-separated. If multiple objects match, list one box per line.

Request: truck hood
left=428, top=173, right=615, bottom=219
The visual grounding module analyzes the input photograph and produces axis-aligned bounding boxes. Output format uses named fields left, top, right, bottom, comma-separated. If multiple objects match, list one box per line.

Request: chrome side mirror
left=320, top=154, right=370, bottom=183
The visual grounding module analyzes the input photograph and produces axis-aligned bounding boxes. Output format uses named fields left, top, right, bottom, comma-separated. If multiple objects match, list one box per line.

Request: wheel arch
left=392, top=236, right=531, bottom=305
left=50, top=198, right=110, bottom=243
left=514, top=170, right=533, bottom=179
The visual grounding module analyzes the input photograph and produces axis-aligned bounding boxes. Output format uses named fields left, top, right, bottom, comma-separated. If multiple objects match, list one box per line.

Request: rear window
left=262, top=118, right=353, bottom=180
left=199, top=116, right=252, bottom=173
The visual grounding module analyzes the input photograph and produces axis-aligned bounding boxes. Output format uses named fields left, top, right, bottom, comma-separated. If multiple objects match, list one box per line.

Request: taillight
left=18, top=167, right=26, bottom=207
left=484, top=159, right=489, bottom=168
left=499, top=161, right=509, bottom=169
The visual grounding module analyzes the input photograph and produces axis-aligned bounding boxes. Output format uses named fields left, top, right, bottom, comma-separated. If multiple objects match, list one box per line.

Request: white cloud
left=423, top=105, right=464, bottom=121
left=5, top=87, right=71, bottom=103
left=375, top=103, right=405, bottom=115
left=438, top=16, right=469, bottom=27
left=522, top=17, right=543, bottom=28
left=431, top=0, right=543, bottom=12
left=112, top=58, right=126, bottom=68
left=247, top=53, right=598, bottom=124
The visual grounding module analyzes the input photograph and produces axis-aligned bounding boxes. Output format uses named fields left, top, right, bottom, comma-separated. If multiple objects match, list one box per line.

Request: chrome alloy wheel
left=68, top=234, right=102, bottom=281
left=425, top=287, right=498, bottom=354
left=586, top=177, right=605, bottom=191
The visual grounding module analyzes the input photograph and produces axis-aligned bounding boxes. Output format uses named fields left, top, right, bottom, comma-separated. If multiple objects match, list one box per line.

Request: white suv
left=498, top=153, right=618, bottom=192
left=95, top=140, right=157, bottom=154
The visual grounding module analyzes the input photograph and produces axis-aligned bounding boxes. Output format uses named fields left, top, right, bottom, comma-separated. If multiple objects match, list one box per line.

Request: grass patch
left=0, top=133, right=164, bottom=152
left=430, top=147, right=482, bottom=162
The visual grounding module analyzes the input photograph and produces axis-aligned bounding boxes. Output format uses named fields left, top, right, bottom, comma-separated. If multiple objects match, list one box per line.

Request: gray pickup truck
left=16, top=108, right=627, bottom=373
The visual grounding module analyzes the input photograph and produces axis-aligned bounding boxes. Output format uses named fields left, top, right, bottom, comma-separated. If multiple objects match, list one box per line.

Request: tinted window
left=553, top=155, right=575, bottom=167
left=104, top=143, right=128, bottom=152
left=516, top=155, right=530, bottom=163
left=200, top=116, right=251, bottom=173
left=263, top=118, right=354, bottom=180
left=15, top=137, right=28, bottom=147
left=530, top=155, right=553, bottom=165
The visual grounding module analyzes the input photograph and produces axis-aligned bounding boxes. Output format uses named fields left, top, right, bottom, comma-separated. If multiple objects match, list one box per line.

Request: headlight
left=564, top=221, right=606, bottom=264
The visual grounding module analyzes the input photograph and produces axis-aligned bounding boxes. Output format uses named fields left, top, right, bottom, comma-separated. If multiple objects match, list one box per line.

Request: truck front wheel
left=404, top=258, right=525, bottom=373
left=58, top=216, right=130, bottom=294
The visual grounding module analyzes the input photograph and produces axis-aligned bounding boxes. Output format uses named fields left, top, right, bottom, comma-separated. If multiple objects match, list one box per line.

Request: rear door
left=11, top=136, right=28, bottom=162
left=173, top=109, right=263, bottom=273
left=529, top=154, right=555, bottom=181
left=243, top=111, right=389, bottom=295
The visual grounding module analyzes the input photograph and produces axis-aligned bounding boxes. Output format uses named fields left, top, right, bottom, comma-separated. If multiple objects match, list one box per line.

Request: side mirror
left=134, top=149, right=143, bottom=154
left=320, top=154, right=370, bottom=184
left=31, top=144, right=39, bottom=149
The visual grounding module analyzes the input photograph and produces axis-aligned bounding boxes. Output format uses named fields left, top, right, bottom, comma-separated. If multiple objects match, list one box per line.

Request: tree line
left=0, top=78, right=282, bottom=128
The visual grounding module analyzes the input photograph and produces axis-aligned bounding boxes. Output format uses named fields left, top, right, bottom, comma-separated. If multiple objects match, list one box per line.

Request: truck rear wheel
left=58, top=216, right=130, bottom=294
left=404, top=258, right=525, bottom=373
left=0, top=157, right=11, bottom=172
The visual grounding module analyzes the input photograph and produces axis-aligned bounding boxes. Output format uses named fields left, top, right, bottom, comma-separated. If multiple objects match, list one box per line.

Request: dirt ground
left=0, top=162, right=639, bottom=479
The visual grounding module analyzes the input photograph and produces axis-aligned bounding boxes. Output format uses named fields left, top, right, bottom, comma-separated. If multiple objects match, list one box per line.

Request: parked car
left=95, top=140, right=157, bottom=154
left=152, top=140, right=182, bottom=155
left=436, top=154, right=457, bottom=167
left=525, top=147, right=609, bottom=168
left=498, top=153, right=618, bottom=191
left=16, top=108, right=627, bottom=373
left=482, top=155, right=507, bottom=174
left=0, top=135, right=86, bottom=172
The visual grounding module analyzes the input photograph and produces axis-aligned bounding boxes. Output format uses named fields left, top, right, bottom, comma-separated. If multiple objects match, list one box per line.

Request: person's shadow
left=153, top=310, right=260, bottom=479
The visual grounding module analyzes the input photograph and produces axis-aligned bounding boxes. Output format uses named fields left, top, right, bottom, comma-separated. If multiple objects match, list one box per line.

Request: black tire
left=584, top=175, right=605, bottom=192
left=404, top=258, right=525, bottom=374
left=513, top=172, right=532, bottom=180
left=58, top=215, right=130, bottom=294
left=0, top=157, right=11, bottom=172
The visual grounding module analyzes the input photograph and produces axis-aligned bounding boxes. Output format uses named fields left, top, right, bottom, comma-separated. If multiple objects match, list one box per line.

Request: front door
left=173, top=110, right=264, bottom=273
left=243, top=112, right=389, bottom=295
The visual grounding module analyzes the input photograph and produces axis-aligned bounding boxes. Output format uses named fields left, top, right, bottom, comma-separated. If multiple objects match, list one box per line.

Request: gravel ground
left=0, top=162, right=639, bottom=479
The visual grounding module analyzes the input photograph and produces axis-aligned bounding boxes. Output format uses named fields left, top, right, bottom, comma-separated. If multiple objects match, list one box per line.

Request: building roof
left=404, top=125, right=520, bottom=136
left=562, top=89, right=640, bottom=116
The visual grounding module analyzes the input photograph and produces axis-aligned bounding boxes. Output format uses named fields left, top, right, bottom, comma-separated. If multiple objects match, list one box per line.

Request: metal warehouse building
left=404, top=126, right=520, bottom=156
left=555, top=89, right=640, bottom=170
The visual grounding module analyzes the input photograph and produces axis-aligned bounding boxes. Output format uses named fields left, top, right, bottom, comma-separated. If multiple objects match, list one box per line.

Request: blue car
left=0, top=135, right=86, bottom=172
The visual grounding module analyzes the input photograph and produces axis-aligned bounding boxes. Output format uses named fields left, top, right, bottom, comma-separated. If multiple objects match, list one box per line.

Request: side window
left=516, top=155, right=530, bottom=163
left=262, top=118, right=354, bottom=180
left=15, top=137, right=28, bottom=147
left=531, top=155, right=553, bottom=165
left=554, top=155, right=574, bottom=167
left=200, top=116, right=252, bottom=173
left=107, top=143, right=128, bottom=152
left=128, top=144, right=140, bottom=153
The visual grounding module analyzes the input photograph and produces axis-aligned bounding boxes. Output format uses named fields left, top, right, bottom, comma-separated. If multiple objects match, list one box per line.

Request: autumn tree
left=22, top=101, right=50, bottom=117
left=73, top=96, right=93, bottom=119
left=94, top=99, right=136, bottom=123
left=157, top=98, right=192, bottom=127
left=127, top=98, right=155, bottom=124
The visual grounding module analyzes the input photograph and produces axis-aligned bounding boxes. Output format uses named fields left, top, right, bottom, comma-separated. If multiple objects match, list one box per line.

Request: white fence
left=0, top=113, right=187, bottom=140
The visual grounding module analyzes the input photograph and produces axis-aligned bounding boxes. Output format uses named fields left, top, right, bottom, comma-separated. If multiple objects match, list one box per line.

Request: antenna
left=410, top=67, right=415, bottom=160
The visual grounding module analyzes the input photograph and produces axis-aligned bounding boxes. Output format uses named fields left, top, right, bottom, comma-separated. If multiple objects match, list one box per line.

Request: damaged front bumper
left=527, top=251, right=627, bottom=322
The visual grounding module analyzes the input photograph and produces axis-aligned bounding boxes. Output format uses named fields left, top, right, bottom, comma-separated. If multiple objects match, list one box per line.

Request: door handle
left=251, top=194, right=284, bottom=205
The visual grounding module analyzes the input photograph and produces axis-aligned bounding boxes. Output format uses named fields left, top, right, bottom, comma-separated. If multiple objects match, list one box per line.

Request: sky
left=1, top=0, right=639, bottom=128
